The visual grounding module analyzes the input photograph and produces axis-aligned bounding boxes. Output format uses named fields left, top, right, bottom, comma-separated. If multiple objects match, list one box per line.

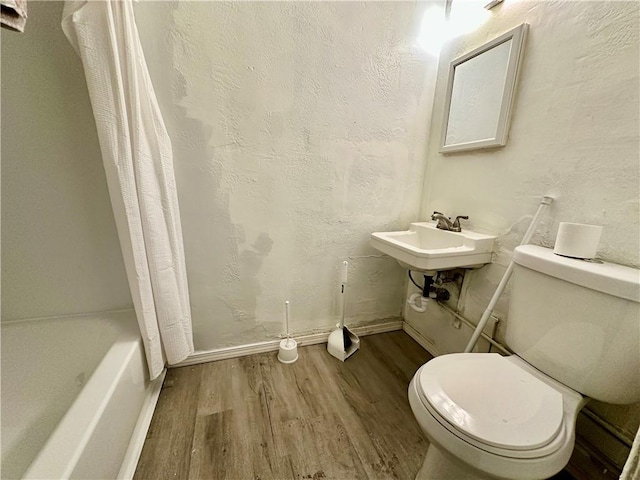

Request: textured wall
left=422, top=1, right=639, bottom=268
left=417, top=0, right=639, bottom=461
left=1, top=1, right=132, bottom=321
left=134, top=1, right=441, bottom=350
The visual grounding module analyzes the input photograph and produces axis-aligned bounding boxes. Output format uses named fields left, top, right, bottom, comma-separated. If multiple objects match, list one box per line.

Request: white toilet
left=408, top=245, right=640, bottom=480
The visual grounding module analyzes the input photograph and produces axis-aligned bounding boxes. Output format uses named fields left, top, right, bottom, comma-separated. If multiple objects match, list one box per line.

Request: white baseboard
left=173, top=319, right=404, bottom=367
left=117, top=369, right=166, bottom=480
left=402, top=322, right=442, bottom=357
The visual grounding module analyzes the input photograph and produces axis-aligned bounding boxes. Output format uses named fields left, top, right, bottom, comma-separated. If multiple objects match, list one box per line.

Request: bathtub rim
left=22, top=327, right=163, bottom=480
left=117, top=368, right=165, bottom=479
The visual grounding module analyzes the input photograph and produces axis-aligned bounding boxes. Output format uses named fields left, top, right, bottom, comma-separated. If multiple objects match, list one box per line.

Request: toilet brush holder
left=277, top=338, right=298, bottom=364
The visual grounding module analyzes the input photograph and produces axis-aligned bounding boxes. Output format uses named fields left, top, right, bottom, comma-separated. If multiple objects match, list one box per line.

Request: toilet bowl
left=408, top=354, right=586, bottom=480
left=407, top=245, right=640, bottom=480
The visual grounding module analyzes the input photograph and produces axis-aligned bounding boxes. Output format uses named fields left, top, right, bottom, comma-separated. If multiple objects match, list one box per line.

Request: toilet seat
left=416, top=353, right=567, bottom=459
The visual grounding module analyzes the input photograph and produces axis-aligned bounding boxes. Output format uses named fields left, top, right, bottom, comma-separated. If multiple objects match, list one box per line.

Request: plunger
left=277, top=300, right=298, bottom=364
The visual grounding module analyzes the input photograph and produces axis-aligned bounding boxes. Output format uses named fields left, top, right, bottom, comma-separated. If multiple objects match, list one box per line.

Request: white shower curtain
left=62, top=0, right=193, bottom=379
left=622, top=426, right=640, bottom=480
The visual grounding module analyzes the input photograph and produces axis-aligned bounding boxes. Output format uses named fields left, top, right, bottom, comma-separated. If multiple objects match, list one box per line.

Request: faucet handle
left=453, top=215, right=469, bottom=230
left=431, top=210, right=445, bottom=218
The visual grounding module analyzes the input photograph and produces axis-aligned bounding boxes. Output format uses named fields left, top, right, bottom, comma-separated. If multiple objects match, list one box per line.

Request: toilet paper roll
left=553, top=222, right=603, bottom=259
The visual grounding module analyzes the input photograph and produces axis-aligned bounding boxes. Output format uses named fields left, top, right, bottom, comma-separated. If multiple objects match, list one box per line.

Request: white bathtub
left=1, top=310, right=164, bottom=480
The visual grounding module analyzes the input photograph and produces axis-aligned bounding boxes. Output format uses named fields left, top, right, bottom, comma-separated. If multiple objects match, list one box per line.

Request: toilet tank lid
left=513, top=245, right=640, bottom=303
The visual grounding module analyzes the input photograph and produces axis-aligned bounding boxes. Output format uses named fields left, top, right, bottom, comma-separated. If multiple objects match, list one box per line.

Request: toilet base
left=416, top=444, right=496, bottom=480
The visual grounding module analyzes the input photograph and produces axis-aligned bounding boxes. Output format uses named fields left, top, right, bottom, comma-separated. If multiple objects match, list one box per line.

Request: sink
left=370, top=222, right=496, bottom=272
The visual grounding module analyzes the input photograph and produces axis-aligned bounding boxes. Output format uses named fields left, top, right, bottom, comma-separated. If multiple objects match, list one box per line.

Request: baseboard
left=402, top=321, right=442, bottom=357
left=173, top=319, right=404, bottom=367
left=567, top=436, right=622, bottom=480
left=117, top=369, right=166, bottom=480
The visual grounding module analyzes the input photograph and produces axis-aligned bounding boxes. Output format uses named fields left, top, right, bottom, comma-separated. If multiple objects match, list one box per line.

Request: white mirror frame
left=440, top=23, right=529, bottom=154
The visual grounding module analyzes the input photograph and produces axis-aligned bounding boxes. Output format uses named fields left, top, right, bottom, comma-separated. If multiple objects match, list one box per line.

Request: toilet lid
left=418, top=354, right=564, bottom=451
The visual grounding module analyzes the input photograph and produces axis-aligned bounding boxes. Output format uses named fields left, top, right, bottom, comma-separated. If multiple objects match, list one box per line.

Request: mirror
left=440, top=23, right=528, bottom=153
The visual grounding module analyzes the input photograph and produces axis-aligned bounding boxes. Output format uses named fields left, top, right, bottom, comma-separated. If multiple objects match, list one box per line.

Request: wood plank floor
left=134, top=331, right=432, bottom=480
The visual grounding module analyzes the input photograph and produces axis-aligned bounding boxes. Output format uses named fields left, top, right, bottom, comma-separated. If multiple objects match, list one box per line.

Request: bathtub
left=1, top=310, right=165, bottom=480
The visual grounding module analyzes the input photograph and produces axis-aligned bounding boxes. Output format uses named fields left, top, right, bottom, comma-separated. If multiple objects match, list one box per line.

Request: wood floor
left=134, top=331, right=432, bottom=480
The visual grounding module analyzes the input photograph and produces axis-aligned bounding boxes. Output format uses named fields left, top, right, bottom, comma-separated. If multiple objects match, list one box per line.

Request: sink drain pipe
left=407, top=273, right=434, bottom=313
left=463, top=196, right=554, bottom=353
left=407, top=272, right=451, bottom=313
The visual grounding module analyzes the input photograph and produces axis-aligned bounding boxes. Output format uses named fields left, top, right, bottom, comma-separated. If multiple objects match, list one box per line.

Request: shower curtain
left=622, top=426, right=640, bottom=480
left=62, top=0, right=193, bottom=379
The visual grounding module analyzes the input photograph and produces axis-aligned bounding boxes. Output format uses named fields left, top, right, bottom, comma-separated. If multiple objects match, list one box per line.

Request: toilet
left=408, top=245, right=640, bottom=480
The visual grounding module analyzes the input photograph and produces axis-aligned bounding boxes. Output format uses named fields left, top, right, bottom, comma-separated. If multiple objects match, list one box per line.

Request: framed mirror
left=440, top=23, right=528, bottom=154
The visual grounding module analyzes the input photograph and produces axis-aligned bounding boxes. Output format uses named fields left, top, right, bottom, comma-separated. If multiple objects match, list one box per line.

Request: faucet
left=431, top=211, right=469, bottom=232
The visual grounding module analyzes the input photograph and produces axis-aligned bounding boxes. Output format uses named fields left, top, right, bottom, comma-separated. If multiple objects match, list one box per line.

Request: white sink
left=370, top=222, right=496, bottom=272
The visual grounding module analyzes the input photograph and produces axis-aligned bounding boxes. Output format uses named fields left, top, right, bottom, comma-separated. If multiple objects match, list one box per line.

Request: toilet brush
left=277, top=300, right=298, bottom=364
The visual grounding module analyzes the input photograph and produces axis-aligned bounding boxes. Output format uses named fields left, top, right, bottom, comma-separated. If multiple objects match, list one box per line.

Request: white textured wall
left=422, top=1, right=639, bottom=268
left=1, top=2, right=132, bottom=321
left=418, top=0, right=639, bottom=455
left=134, top=2, right=441, bottom=350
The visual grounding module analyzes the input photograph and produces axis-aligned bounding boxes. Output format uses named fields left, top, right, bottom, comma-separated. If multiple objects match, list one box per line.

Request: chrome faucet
left=431, top=211, right=469, bottom=232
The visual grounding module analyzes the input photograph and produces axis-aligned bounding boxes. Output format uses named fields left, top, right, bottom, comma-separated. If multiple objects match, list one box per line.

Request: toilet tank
left=506, top=245, right=640, bottom=404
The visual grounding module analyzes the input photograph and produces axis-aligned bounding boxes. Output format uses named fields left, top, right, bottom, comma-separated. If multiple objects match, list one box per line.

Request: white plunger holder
left=277, top=338, right=298, bottom=364
left=278, top=300, right=298, bottom=364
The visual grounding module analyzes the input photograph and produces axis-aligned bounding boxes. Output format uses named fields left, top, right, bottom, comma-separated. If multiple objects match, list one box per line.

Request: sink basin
left=370, top=222, right=496, bottom=272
